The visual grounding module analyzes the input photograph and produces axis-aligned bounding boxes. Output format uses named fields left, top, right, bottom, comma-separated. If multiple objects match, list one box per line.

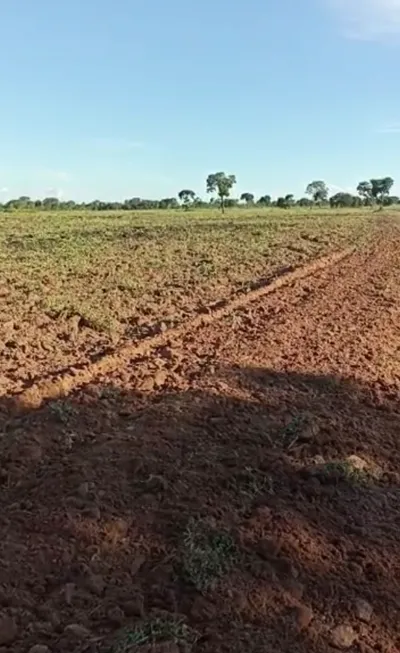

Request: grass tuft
left=112, top=617, right=198, bottom=651
left=182, top=518, right=237, bottom=591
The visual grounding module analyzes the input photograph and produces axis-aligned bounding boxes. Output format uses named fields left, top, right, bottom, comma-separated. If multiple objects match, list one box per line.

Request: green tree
left=257, top=195, right=271, bottom=206
left=306, top=180, right=329, bottom=205
left=42, top=197, right=60, bottom=209
left=159, top=197, right=179, bottom=209
left=240, top=192, right=254, bottom=205
left=276, top=194, right=295, bottom=209
left=356, top=181, right=372, bottom=204
left=330, top=192, right=355, bottom=208
left=371, top=177, right=394, bottom=207
left=385, top=195, right=400, bottom=206
left=297, top=197, right=313, bottom=207
left=178, top=189, right=196, bottom=210
left=357, top=178, right=394, bottom=208
left=206, top=172, right=236, bottom=213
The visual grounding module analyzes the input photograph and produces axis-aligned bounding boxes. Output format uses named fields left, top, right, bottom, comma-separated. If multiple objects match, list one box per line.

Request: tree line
left=0, top=175, right=397, bottom=212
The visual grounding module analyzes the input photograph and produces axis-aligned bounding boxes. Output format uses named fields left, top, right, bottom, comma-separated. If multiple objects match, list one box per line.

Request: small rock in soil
left=154, top=370, right=168, bottom=388
left=300, top=422, right=320, bottom=442
left=296, top=605, right=314, bottom=630
left=83, top=504, right=101, bottom=520
left=77, top=481, right=90, bottom=498
left=0, top=614, right=17, bottom=645
left=64, top=623, right=91, bottom=639
left=107, top=605, right=125, bottom=626
left=330, top=625, right=357, bottom=649
left=140, top=377, right=155, bottom=392
left=284, top=578, right=304, bottom=601
left=355, top=598, right=373, bottom=623
left=347, top=455, right=368, bottom=471
left=84, top=573, right=105, bottom=596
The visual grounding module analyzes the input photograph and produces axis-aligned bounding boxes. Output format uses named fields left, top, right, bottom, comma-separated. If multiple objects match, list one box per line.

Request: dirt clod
left=154, top=370, right=168, bottom=388
left=63, top=623, right=91, bottom=639
left=0, top=614, right=17, bottom=645
left=107, top=605, right=125, bottom=626
left=330, top=625, right=357, bottom=649
left=355, top=598, right=373, bottom=623
left=296, top=605, right=314, bottom=631
left=84, top=574, right=105, bottom=596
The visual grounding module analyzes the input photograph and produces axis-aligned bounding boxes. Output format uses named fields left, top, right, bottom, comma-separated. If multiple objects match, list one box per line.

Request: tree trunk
left=221, top=196, right=225, bottom=213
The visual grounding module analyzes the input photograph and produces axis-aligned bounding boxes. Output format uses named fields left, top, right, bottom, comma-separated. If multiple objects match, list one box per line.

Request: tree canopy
left=240, top=192, right=255, bottom=205
left=206, top=172, right=237, bottom=213
left=306, top=181, right=329, bottom=204
left=0, top=174, right=397, bottom=212
left=357, top=178, right=394, bottom=207
left=178, top=189, right=196, bottom=210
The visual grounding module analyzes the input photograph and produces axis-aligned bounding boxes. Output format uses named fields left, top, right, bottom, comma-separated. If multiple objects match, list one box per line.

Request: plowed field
left=0, top=214, right=399, bottom=653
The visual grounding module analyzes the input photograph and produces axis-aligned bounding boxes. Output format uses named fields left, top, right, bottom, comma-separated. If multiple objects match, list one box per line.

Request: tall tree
left=276, top=194, right=295, bottom=209
left=370, top=177, right=394, bottom=207
left=240, top=192, right=255, bottom=205
left=159, top=197, right=179, bottom=209
left=306, top=180, right=329, bottom=205
left=357, top=181, right=373, bottom=204
left=297, top=197, right=313, bottom=207
left=178, top=189, right=196, bottom=210
left=330, top=192, right=355, bottom=208
left=357, top=178, right=394, bottom=207
left=257, top=195, right=271, bottom=206
left=206, top=172, right=236, bottom=213
left=42, top=197, right=60, bottom=209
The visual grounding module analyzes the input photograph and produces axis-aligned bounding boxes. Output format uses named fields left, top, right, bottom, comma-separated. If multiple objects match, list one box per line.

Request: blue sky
left=1, top=0, right=400, bottom=201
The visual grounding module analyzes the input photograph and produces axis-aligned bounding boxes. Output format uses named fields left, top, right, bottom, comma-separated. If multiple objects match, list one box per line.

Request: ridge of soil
left=14, top=247, right=353, bottom=411
left=0, top=219, right=399, bottom=652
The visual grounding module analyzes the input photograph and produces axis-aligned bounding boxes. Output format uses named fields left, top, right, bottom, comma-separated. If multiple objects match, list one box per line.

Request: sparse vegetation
left=230, top=466, right=274, bottom=500
left=182, top=518, right=237, bottom=591
left=0, top=208, right=374, bottom=350
left=48, top=399, right=77, bottom=424
left=113, top=617, right=198, bottom=651
left=316, top=459, right=377, bottom=486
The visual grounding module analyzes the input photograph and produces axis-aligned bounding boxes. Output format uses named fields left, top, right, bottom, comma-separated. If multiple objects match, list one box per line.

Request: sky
left=1, top=0, right=400, bottom=201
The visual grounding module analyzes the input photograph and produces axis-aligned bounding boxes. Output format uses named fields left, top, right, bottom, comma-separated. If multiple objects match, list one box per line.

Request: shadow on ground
left=0, top=366, right=399, bottom=652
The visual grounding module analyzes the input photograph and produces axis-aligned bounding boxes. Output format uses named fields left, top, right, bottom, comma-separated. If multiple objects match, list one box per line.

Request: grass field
left=0, top=208, right=375, bottom=343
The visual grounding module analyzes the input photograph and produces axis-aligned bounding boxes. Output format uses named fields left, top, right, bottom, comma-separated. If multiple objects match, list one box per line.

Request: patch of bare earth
left=0, top=219, right=399, bottom=652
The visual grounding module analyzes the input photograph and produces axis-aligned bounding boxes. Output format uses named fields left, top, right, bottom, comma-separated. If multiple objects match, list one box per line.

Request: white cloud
left=0, top=187, right=8, bottom=193
left=328, top=0, right=400, bottom=40
left=93, top=137, right=144, bottom=152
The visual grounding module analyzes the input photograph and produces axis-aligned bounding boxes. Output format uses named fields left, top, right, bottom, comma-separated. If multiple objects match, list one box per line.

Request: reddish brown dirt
left=0, top=220, right=399, bottom=652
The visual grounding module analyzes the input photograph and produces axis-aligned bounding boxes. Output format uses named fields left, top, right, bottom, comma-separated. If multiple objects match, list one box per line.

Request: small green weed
left=319, top=460, right=370, bottom=486
left=279, top=414, right=305, bottom=447
left=48, top=399, right=77, bottom=424
left=182, top=518, right=237, bottom=591
left=112, top=617, right=197, bottom=652
left=230, top=466, right=274, bottom=500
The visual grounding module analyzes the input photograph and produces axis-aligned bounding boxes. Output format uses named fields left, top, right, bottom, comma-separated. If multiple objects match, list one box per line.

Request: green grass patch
left=182, top=518, right=237, bottom=591
left=112, top=616, right=198, bottom=651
